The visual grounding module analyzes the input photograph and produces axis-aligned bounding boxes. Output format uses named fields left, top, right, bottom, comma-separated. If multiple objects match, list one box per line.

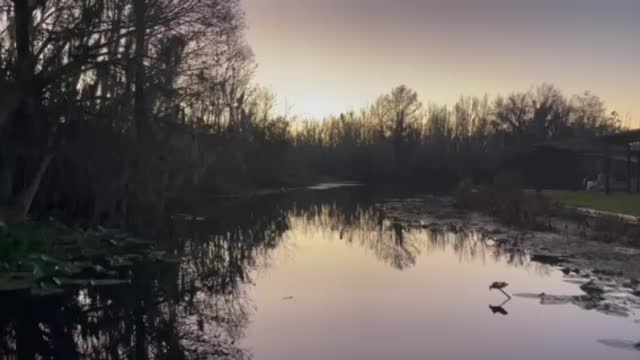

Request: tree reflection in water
left=0, top=189, right=549, bottom=359
left=291, top=200, right=537, bottom=272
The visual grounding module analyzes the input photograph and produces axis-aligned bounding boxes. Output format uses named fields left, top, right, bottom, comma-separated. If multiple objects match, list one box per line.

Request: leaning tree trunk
left=9, top=153, right=55, bottom=222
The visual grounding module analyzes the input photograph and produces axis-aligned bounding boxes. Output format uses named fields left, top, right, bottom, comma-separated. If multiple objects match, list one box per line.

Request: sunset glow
left=244, top=0, right=639, bottom=122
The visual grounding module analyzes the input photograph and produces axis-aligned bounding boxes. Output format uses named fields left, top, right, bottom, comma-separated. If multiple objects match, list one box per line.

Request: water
left=0, top=186, right=638, bottom=359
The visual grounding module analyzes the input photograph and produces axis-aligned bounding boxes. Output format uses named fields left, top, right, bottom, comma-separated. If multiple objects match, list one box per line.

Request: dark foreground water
left=0, top=186, right=638, bottom=359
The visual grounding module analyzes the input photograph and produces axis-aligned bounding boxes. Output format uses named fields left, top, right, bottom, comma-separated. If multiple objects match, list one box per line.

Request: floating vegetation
left=514, top=278, right=637, bottom=318
left=172, top=213, right=207, bottom=222
left=0, top=224, right=180, bottom=296
left=530, top=254, right=569, bottom=266
left=597, top=339, right=640, bottom=352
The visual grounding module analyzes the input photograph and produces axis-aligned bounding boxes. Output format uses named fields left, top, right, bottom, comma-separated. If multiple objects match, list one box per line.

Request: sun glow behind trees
left=0, top=0, right=632, bottom=225
left=243, top=0, right=639, bottom=124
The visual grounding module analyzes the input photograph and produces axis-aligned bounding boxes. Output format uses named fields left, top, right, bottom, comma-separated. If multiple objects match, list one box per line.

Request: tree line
left=0, top=1, right=623, bottom=226
left=289, top=84, right=622, bottom=187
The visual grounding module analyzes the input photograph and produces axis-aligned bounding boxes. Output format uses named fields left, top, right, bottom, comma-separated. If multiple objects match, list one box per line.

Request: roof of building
left=536, top=130, right=640, bottom=158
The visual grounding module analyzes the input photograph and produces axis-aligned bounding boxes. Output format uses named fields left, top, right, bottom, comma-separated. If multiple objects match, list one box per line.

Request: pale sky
left=243, top=0, right=639, bottom=124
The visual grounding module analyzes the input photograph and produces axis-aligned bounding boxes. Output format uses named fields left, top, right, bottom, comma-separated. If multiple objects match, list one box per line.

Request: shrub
left=587, top=215, right=640, bottom=246
left=455, top=172, right=557, bottom=229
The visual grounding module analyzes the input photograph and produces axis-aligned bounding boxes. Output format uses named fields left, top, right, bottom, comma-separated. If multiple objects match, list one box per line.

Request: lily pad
left=88, top=279, right=131, bottom=287
left=96, top=227, right=121, bottom=237
left=540, top=294, right=574, bottom=305
left=93, top=264, right=107, bottom=274
left=43, top=254, right=57, bottom=262
left=31, top=287, right=64, bottom=297
left=122, top=254, right=144, bottom=262
left=121, top=237, right=153, bottom=250
left=595, top=302, right=629, bottom=317
left=54, top=262, right=84, bottom=277
left=0, top=274, right=34, bottom=293
left=8, top=272, right=32, bottom=280
left=580, top=281, right=606, bottom=297
left=31, top=262, right=45, bottom=280
left=107, top=256, right=134, bottom=268
left=148, top=250, right=167, bottom=258
left=113, top=232, right=129, bottom=240
left=57, top=278, right=91, bottom=286
left=80, top=248, right=109, bottom=259
left=531, top=254, right=567, bottom=265
left=174, top=213, right=194, bottom=221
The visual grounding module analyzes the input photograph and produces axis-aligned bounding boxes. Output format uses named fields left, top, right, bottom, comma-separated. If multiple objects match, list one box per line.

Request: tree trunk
left=133, top=0, right=147, bottom=144
left=0, top=152, right=14, bottom=205
left=10, top=153, right=55, bottom=222
left=3, top=0, right=42, bottom=224
left=13, top=0, right=33, bottom=82
left=0, top=91, right=20, bottom=129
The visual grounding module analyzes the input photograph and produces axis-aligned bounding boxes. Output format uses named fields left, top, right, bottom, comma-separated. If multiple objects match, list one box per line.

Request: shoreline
left=377, top=196, right=640, bottom=318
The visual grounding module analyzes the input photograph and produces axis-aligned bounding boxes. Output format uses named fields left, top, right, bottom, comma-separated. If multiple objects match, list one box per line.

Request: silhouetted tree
left=0, top=0, right=625, bottom=224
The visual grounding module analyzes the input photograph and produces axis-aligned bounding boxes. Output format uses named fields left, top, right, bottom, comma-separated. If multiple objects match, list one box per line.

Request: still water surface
left=0, top=186, right=638, bottom=359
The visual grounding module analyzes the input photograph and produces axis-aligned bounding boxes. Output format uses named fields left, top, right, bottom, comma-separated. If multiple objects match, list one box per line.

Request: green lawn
left=546, top=191, right=640, bottom=217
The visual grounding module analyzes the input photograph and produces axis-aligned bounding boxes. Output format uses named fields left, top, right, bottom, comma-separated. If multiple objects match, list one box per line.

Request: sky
left=242, top=0, right=639, bottom=124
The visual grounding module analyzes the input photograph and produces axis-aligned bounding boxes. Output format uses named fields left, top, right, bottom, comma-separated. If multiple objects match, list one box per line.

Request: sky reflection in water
left=0, top=188, right=638, bottom=359
left=241, top=201, right=639, bottom=360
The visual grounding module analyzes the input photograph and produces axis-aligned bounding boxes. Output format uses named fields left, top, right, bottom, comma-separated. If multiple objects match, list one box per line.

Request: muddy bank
left=377, top=196, right=640, bottom=320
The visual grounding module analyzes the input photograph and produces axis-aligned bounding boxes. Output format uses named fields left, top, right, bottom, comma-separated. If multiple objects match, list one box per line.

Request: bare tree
left=492, top=92, right=531, bottom=136
left=530, top=83, right=571, bottom=140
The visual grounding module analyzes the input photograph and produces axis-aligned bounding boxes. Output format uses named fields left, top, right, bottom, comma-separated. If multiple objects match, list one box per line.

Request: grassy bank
left=456, top=183, right=640, bottom=247
left=546, top=191, right=640, bottom=217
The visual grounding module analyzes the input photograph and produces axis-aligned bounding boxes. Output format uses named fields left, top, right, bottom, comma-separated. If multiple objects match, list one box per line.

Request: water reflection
left=290, top=201, right=537, bottom=272
left=0, top=188, right=634, bottom=359
left=489, top=298, right=511, bottom=316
